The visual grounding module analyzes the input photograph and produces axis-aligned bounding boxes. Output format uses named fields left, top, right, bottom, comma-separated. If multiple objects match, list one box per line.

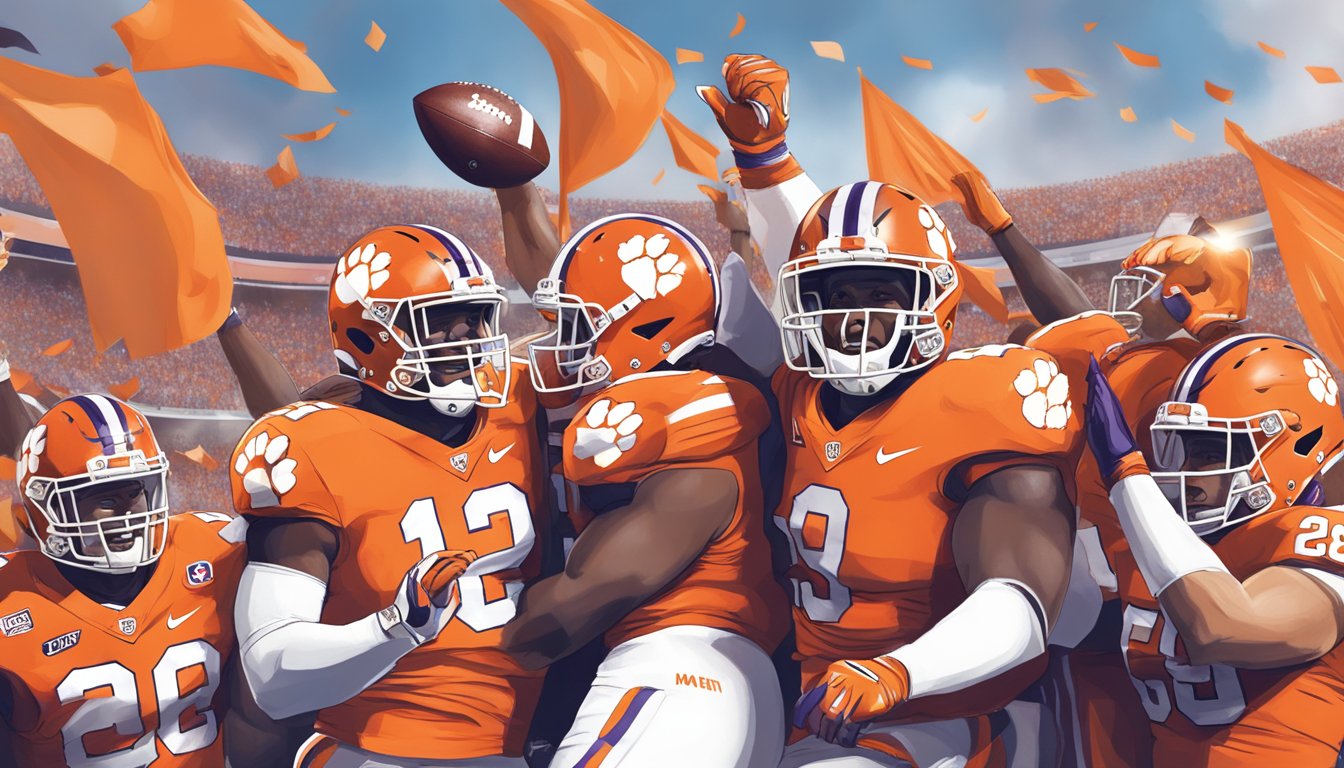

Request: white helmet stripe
left=85, top=394, right=129, bottom=454
left=826, top=183, right=860, bottom=238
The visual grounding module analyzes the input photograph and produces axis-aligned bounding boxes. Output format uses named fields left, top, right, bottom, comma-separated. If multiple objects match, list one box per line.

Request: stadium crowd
left=0, top=121, right=1339, bottom=512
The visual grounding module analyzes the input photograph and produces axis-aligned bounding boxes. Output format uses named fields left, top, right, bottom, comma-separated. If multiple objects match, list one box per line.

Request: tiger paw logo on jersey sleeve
left=233, top=431, right=299, bottom=508
left=618, top=232, right=687, bottom=299
left=19, top=423, right=46, bottom=477
left=1014, top=358, right=1072, bottom=429
left=1304, top=357, right=1339, bottom=406
left=333, top=242, right=393, bottom=304
left=573, top=398, right=643, bottom=468
left=916, top=204, right=955, bottom=257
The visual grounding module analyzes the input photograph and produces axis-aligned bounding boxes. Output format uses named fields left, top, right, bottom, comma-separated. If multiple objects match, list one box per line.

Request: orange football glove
left=951, top=171, right=1012, bottom=235
left=697, top=54, right=790, bottom=154
left=1122, top=234, right=1206, bottom=270
left=794, top=656, right=911, bottom=747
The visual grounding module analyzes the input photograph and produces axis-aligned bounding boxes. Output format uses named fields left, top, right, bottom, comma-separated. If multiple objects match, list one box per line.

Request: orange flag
left=956, top=262, right=1014, bottom=324
left=661, top=111, right=721, bottom=181
left=108, top=377, right=141, bottom=402
left=1114, top=42, right=1160, bottom=68
left=113, top=0, right=334, bottom=93
left=1204, top=81, right=1234, bottom=103
left=1226, top=119, right=1344, bottom=368
left=0, top=60, right=231, bottom=358
left=500, top=0, right=674, bottom=237
left=41, top=339, right=73, bottom=357
left=858, top=68, right=978, bottom=207
left=1026, top=68, right=1094, bottom=102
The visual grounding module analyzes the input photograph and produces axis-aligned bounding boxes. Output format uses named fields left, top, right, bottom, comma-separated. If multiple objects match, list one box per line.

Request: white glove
left=376, top=549, right=477, bottom=646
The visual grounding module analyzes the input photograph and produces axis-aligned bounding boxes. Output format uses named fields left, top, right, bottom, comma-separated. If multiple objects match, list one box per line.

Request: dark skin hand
left=495, top=183, right=560, bottom=294
left=502, top=467, right=738, bottom=669
left=952, top=464, right=1076, bottom=627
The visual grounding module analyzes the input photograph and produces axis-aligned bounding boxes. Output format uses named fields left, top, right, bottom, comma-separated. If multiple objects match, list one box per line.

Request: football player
left=0, top=395, right=300, bottom=766
left=502, top=213, right=791, bottom=767
left=230, top=225, right=551, bottom=767
left=702, top=57, right=1083, bottom=765
left=1086, top=335, right=1344, bottom=765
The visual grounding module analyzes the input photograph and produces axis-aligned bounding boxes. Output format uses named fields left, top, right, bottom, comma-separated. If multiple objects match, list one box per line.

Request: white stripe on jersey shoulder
left=668, top=392, right=735, bottom=424
left=610, top=370, right=694, bottom=386
left=701, top=375, right=725, bottom=385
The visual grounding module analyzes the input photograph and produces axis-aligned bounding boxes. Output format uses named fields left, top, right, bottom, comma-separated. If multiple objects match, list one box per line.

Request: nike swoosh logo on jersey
left=488, top=443, right=515, bottom=463
left=876, top=446, right=920, bottom=465
left=167, top=607, right=200, bottom=630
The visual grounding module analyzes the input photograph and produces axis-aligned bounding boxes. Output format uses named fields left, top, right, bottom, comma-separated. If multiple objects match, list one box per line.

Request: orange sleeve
left=1236, top=506, right=1344, bottom=578
left=1026, top=311, right=1131, bottom=384
left=229, top=406, right=342, bottom=528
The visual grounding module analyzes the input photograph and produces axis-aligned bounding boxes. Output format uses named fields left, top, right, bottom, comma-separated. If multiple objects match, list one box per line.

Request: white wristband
left=1109, top=473, right=1231, bottom=596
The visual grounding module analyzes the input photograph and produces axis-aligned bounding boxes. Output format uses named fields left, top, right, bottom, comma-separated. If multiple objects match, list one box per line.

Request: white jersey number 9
left=775, top=484, right=853, bottom=623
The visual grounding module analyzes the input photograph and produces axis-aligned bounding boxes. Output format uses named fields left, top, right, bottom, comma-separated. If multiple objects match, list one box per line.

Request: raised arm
left=216, top=309, right=300, bottom=417
left=0, top=344, right=35, bottom=458
left=951, top=171, right=1094, bottom=323
left=501, top=467, right=736, bottom=668
left=494, top=183, right=561, bottom=294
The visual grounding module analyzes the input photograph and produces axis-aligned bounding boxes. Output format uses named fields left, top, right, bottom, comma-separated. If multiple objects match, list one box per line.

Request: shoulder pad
left=1026, top=311, right=1131, bottom=383
left=1225, top=506, right=1344, bottom=578
left=229, top=403, right=344, bottom=527
left=563, top=371, right=769, bottom=484
left=935, top=346, right=1082, bottom=453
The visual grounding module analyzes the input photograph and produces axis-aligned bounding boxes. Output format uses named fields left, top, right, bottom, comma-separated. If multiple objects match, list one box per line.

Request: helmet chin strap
left=426, top=378, right=478, bottom=417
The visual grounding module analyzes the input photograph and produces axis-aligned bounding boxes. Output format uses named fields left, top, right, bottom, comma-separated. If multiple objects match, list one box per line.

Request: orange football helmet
left=17, top=395, right=169, bottom=572
left=529, top=214, right=719, bottom=393
left=1108, top=233, right=1251, bottom=337
left=1151, top=334, right=1344, bottom=535
left=328, top=224, right=510, bottom=416
left=779, top=181, right=963, bottom=395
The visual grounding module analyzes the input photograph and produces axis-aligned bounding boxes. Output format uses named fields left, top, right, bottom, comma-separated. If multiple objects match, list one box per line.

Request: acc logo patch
left=1, top=609, right=33, bottom=637
left=42, top=630, right=80, bottom=656
left=825, top=441, right=842, bottom=462
left=186, top=560, right=214, bottom=587
left=119, top=617, right=137, bottom=636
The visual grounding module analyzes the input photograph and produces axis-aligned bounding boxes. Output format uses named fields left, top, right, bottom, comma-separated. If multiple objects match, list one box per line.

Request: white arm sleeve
left=235, top=562, right=417, bottom=719
left=889, top=578, right=1047, bottom=699
left=1109, top=473, right=1230, bottom=597
left=717, top=251, right=784, bottom=378
left=743, top=172, right=822, bottom=284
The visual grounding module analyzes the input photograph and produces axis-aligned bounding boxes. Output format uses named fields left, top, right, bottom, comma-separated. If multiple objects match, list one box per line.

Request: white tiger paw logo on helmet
left=573, top=398, right=643, bottom=468
left=233, top=431, right=298, bottom=508
left=1014, top=358, right=1072, bottom=429
left=617, top=233, right=686, bottom=300
left=333, top=243, right=393, bottom=304
left=19, top=424, right=46, bottom=477
left=916, top=205, right=955, bottom=258
left=1304, top=357, right=1339, bottom=406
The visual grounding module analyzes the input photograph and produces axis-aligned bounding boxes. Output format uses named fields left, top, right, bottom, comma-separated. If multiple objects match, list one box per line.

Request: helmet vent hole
left=393, top=229, right=421, bottom=242
left=1295, top=426, right=1324, bottom=457
left=632, top=318, right=673, bottom=340
left=593, top=232, right=606, bottom=243
left=872, top=208, right=892, bottom=227
left=345, top=328, right=375, bottom=355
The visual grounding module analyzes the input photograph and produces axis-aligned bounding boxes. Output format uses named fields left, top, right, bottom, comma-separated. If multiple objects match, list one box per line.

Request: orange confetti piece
left=1204, top=80, right=1234, bottom=104
left=282, top=122, right=336, bottom=142
left=1307, top=66, right=1342, bottom=84
left=1083, top=22, right=1098, bottom=32
left=696, top=184, right=727, bottom=204
left=1120, top=106, right=1137, bottom=122
left=107, top=376, right=140, bottom=402
left=811, top=41, right=844, bottom=62
left=902, top=56, right=933, bottom=70
left=8, top=366, right=35, bottom=395
left=661, top=111, right=721, bottom=181
left=92, top=62, right=120, bottom=76
left=0, top=459, right=13, bottom=484
left=1258, top=41, right=1285, bottom=59
left=364, top=21, right=386, bottom=52
left=728, top=12, right=745, bottom=38
left=336, top=107, right=352, bottom=117
left=1171, top=119, right=1195, bottom=142
left=676, top=48, right=703, bottom=64
left=1026, top=68, right=1094, bottom=101
left=265, top=145, right=299, bottom=189
left=41, top=339, right=73, bottom=357
left=1114, top=42, right=1160, bottom=68
left=651, top=169, right=665, bottom=185
left=969, top=108, right=988, bottom=122
left=176, top=445, right=220, bottom=471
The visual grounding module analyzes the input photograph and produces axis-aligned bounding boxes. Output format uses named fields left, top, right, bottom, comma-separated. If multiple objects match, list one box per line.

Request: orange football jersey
left=0, top=511, right=246, bottom=767
left=230, top=363, right=549, bottom=760
left=561, top=369, right=790, bottom=652
left=773, top=344, right=1083, bottom=723
left=1119, top=505, right=1344, bottom=766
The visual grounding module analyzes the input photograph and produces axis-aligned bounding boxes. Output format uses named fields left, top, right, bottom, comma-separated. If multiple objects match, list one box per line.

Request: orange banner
left=0, top=60, right=230, bottom=358
left=113, top=0, right=334, bottom=92
left=661, top=111, right=721, bottom=181
left=501, top=0, right=673, bottom=237
left=1226, top=119, right=1344, bottom=367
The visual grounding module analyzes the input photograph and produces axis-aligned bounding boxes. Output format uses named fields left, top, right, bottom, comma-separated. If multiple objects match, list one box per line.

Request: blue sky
left=6, top=0, right=1344, bottom=200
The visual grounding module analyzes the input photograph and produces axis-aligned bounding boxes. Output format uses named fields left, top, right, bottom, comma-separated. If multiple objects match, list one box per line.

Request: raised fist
left=950, top=171, right=1012, bottom=235
left=697, top=54, right=790, bottom=155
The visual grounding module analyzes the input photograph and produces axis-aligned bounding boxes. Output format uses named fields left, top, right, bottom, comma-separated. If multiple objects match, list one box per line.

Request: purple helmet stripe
left=68, top=396, right=119, bottom=456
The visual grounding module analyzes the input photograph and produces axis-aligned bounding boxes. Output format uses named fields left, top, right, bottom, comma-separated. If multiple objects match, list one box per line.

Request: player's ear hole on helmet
left=346, top=328, right=375, bottom=355
left=632, top=317, right=673, bottom=340
left=1294, top=426, right=1324, bottom=457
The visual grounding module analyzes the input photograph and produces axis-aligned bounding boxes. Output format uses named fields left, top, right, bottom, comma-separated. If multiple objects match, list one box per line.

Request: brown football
left=413, top=82, right=550, bottom=188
